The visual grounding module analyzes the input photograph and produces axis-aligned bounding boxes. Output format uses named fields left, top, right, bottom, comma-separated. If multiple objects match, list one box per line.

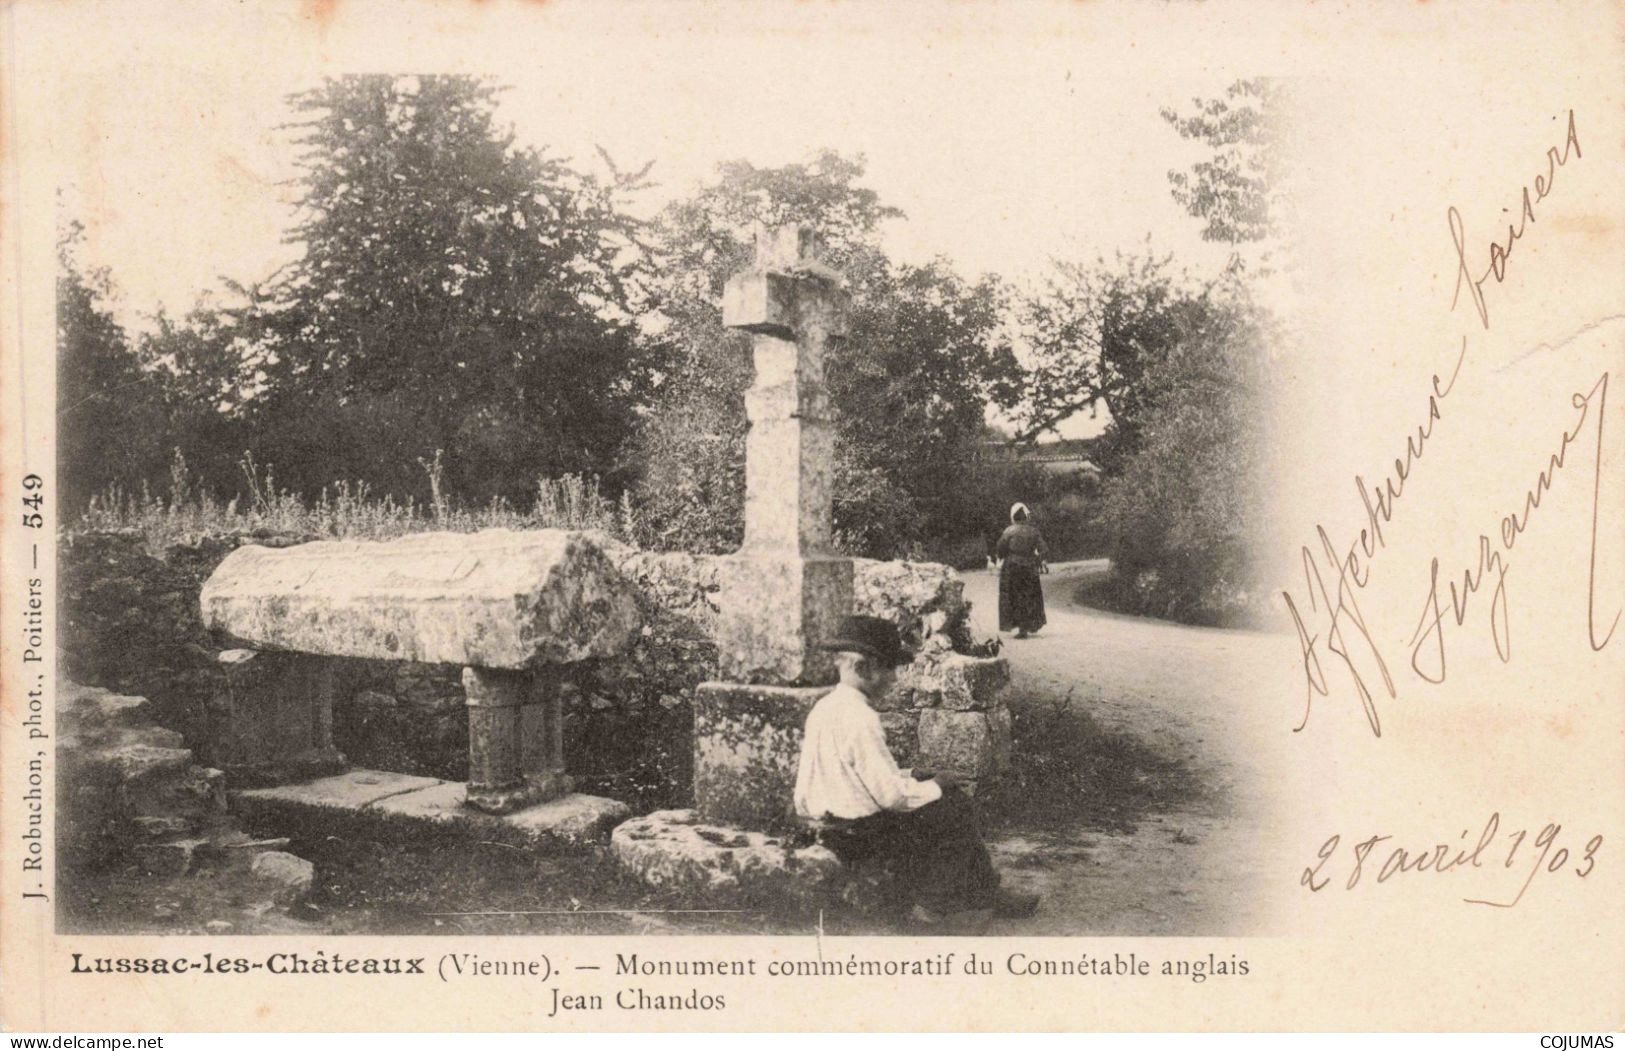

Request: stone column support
left=520, top=667, right=572, bottom=800
left=463, top=666, right=572, bottom=815
left=208, top=648, right=346, bottom=787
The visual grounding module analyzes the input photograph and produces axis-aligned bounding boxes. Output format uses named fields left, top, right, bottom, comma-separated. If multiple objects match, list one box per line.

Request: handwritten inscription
left=1282, top=110, right=1614, bottom=735
left=1301, top=813, right=1602, bottom=908
left=1409, top=372, right=1616, bottom=680
left=1450, top=110, right=1583, bottom=330
left=1283, top=341, right=1465, bottom=735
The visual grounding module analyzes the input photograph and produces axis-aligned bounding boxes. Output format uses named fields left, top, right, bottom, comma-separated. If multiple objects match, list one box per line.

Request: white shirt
left=793, top=683, right=943, bottom=820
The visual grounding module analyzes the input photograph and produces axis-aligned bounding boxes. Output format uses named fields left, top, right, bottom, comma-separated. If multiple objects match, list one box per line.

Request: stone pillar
left=717, top=225, right=854, bottom=686
left=208, top=649, right=346, bottom=787
left=520, top=668, right=572, bottom=800
left=463, top=666, right=572, bottom=815
left=689, top=226, right=859, bottom=830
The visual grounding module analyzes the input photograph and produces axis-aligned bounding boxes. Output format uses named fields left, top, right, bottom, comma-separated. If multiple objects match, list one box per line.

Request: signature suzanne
left=1409, top=371, right=1616, bottom=681
left=1282, top=109, right=1615, bottom=736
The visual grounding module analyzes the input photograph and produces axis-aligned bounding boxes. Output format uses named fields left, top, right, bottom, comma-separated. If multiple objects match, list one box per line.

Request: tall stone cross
left=715, top=225, right=854, bottom=685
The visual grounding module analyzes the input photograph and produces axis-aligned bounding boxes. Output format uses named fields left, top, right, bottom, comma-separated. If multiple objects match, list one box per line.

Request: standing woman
left=996, top=502, right=1048, bottom=638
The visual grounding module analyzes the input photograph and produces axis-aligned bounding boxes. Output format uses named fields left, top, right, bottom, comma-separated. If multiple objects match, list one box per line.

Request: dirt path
left=962, top=562, right=1291, bottom=935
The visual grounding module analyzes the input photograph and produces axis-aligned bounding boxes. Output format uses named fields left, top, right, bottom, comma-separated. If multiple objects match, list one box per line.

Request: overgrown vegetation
left=76, top=448, right=638, bottom=555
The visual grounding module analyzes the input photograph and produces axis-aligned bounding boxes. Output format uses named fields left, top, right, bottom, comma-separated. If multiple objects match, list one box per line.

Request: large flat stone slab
left=231, top=768, right=630, bottom=848
left=236, top=769, right=441, bottom=811
left=367, top=780, right=630, bottom=846
left=200, top=528, right=641, bottom=668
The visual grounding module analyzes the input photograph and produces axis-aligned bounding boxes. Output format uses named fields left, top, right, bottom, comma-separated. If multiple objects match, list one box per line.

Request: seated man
left=792, top=614, right=1040, bottom=923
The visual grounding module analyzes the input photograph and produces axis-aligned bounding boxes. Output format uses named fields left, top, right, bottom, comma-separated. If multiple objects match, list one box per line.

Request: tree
left=629, top=152, right=897, bottom=552
left=233, top=75, right=657, bottom=504
left=1092, top=274, right=1273, bottom=622
left=630, top=152, right=1022, bottom=557
left=132, top=300, right=258, bottom=500
left=1016, top=248, right=1274, bottom=622
left=1161, top=78, right=1286, bottom=247
left=1014, top=249, right=1197, bottom=458
left=57, top=222, right=172, bottom=513
left=834, top=261, right=1021, bottom=555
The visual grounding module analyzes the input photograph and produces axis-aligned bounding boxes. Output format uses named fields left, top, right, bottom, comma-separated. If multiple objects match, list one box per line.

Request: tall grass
left=75, top=448, right=640, bottom=550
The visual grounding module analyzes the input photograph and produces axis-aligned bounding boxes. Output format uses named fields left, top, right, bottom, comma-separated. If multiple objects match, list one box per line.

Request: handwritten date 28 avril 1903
left=1282, top=109, right=1617, bottom=739
left=1282, top=112, right=1614, bottom=905
left=1302, top=813, right=1602, bottom=908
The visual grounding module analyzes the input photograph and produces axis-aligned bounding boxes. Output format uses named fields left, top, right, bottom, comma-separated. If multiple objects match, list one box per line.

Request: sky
left=48, top=2, right=1249, bottom=437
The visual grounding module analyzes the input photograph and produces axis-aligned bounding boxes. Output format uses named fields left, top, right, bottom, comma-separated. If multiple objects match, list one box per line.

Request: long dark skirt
left=820, top=788, right=1001, bottom=913
left=998, top=560, right=1046, bottom=633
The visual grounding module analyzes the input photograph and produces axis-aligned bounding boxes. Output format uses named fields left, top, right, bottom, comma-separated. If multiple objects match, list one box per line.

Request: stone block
left=234, top=771, right=629, bottom=849
left=693, top=682, right=825, bottom=829
left=917, top=706, right=1013, bottom=780
left=852, top=559, right=967, bottom=643
left=235, top=769, right=443, bottom=812
left=865, top=673, right=919, bottom=711
left=722, top=272, right=799, bottom=337
left=937, top=654, right=1010, bottom=711
left=102, top=742, right=195, bottom=785
left=502, top=793, right=632, bottom=846
left=743, top=419, right=837, bottom=553
left=249, top=851, right=315, bottom=906
left=60, top=682, right=152, bottom=733
left=208, top=649, right=345, bottom=786
left=714, top=555, right=852, bottom=686
left=200, top=528, right=641, bottom=668
left=463, top=666, right=570, bottom=815
left=611, top=810, right=844, bottom=905
left=744, top=379, right=830, bottom=423
left=878, top=712, right=920, bottom=768
left=366, top=781, right=630, bottom=847
left=723, top=247, right=850, bottom=340
left=131, top=838, right=205, bottom=878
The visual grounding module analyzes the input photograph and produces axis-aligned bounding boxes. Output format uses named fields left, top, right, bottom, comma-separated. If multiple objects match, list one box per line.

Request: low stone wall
left=61, top=530, right=1006, bottom=810
left=57, top=681, right=316, bottom=916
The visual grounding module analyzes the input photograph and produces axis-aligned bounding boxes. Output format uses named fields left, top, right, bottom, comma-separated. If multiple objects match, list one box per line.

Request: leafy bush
left=1088, top=277, right=1272, bottom=625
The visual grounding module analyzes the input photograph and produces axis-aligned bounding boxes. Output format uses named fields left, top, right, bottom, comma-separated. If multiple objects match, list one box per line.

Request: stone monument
left=694, top=225, right=855, bottom=829
left=613, top=225, right=1016, bottom=900
left=200, top=529, right=640, bottom=817
left=714, top=225, right=853, bottom=686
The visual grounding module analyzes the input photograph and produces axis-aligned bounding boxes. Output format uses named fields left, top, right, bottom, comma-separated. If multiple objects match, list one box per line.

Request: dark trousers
left=821, top=788, right=1000, bottom=912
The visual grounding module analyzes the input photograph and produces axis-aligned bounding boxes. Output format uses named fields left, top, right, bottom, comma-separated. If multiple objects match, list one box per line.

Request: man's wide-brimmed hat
left=819, top=614, right=914, bottom=667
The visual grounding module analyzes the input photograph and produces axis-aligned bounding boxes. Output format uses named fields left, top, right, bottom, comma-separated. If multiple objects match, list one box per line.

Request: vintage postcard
left=2, top=0, right=1621, bottom=1033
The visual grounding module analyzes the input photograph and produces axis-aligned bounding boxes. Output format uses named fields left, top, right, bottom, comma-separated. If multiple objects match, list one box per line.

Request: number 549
left=21, top=472, right=42, bottom=527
